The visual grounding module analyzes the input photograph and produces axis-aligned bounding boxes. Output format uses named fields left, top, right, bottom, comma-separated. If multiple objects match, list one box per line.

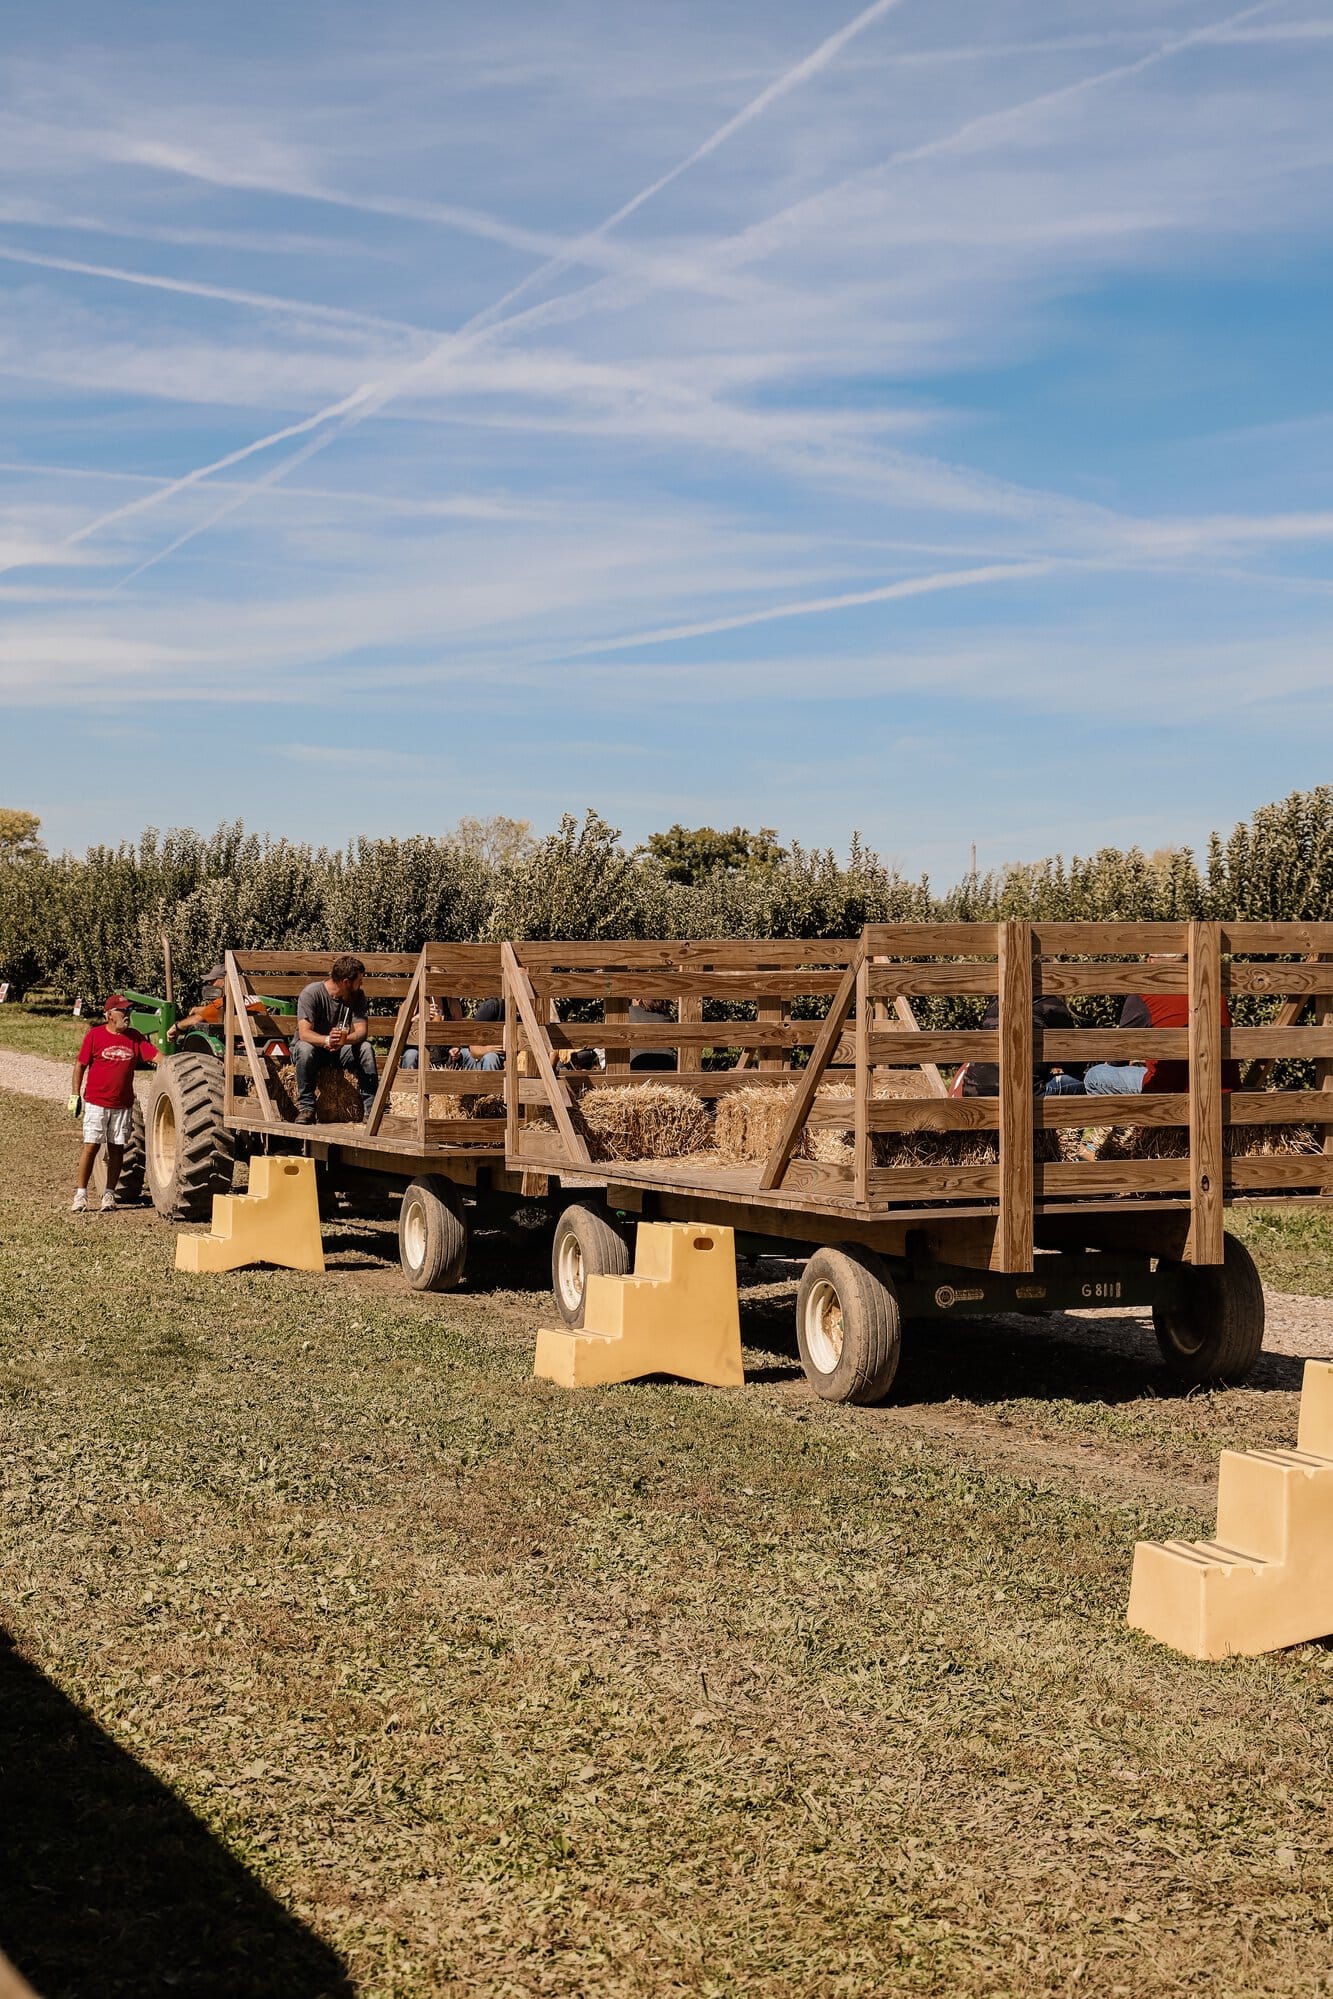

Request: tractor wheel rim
left=804, top=1278, right=845, bottom=1375
left=403, top=1197, right=427, bottom=1271
left=150, top=1094, right=177, bottom=1185
left=557, top=1234, right=585, bottom=1314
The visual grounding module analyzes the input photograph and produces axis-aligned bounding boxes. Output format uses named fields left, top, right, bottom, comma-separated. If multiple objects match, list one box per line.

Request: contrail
left=0, top=239, right=427, bottom=335
left=21, top=0, right=908, bottom=585
left=555, top=560, right=1057, bottom=654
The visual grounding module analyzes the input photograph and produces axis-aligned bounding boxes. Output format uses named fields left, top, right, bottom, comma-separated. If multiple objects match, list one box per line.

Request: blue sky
left=2, top=0, right=1331, bottom=881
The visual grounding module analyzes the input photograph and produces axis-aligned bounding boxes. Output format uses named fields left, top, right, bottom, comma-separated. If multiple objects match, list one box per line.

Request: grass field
left=0, top=997, right=87, bottom=1062
left=4, top=1086, right=1333, bottom=1997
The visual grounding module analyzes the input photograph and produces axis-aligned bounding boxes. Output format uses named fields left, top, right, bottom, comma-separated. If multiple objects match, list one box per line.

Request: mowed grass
left=0, top=997, right=87, bottom=1062
left=5, top=1090, right=1333, bottom=1997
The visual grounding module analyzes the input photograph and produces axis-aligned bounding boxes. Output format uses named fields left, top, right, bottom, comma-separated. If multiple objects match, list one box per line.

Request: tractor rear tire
left=145, top=1053, right=235, bottom=1221
left=1152, top=1231, right=1265, bottom=1386
left=796, top=1245, right=902, bottom=1405
left=398, top=1177, right=469, bottom=1291
left=551, top=1205, right=631, bottom=1328
left=88, top=1097, right=147, bottom=1207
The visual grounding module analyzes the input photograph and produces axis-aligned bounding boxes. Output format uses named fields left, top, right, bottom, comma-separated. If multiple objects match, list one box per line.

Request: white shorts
left=83, top=1103, right=134, bottom=1146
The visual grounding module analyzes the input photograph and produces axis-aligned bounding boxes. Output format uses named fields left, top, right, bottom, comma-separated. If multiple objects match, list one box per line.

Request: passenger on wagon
left=293, top=953, right=377, bottom=1123
left=960, top=993, right=1087, bottom=1097
left=1083, top=956, right=1241, bottom=1095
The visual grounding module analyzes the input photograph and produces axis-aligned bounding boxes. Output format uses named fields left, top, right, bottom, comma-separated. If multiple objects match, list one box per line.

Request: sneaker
left=71, top=1188, right=88, bottom=1212
left=100, top=1190, right=118, bottom=1212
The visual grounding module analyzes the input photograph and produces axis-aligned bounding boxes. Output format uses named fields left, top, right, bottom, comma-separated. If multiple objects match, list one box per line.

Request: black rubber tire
left=88, top=1098, right=147, bottom=1206
left=795, top=1245, right=902, bottom=1405
left=144, top=1053, right=235, bottom=1221
left=398, top=1177, right=469, bottom=1292
left=551, top=1204, right=631, bottom=1328
left=1152, top=1231, right=1265, bottom=1385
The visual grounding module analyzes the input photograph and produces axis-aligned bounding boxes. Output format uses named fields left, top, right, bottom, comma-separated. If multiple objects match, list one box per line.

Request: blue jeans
left=1043, top=1072, right=1086, bottom=1096
left=1083, top=1062, right=1146, bottom=1095
left=459, top=1050, right=503, bottom=1071
left=400, top=1046, right=447, bottom=1070
left=294, top=1037, right=377, bottom=1116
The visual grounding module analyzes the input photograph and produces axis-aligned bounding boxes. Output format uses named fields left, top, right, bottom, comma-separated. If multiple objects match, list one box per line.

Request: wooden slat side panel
left=1222, top=923, right=1333, bottom=952
left=864, top=964, right=998, bottom=998
left=866, top=1097, right=1000, bottom=1132
left=1034, top=963, right=1186, bottom=997
left=232, top=951, right=420, bottom=977
left=525, top=970, right=849, bottom=1001
left=862, top=924, right=999, bottom=957
left=1032, top=922, right=1189, bottom=954
left=515, top=940, right=857, bottom=968
left=1226, top=1156, right=1333, bottom=1190
left=1188, top=920, right=1225, bottom=1265
left=758, top=950, right=863, bottom=1193
left=996, top=921, right=1034, bottom=1272
left=421, top=1119, right=507, bottom=1145
left=865, top=1031, right=999, bottom=1064
left=1227, top=964, right=1333, bottom=996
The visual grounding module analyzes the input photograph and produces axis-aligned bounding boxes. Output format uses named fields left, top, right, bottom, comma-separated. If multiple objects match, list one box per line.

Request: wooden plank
left=1226, top=1156, right=1333, bottom=1191
left=232, top=951, right=420, bottom=976
left=1227, top=963, right=1333, bottom=996
left=225, top=955, right=277, bottom=1124
left=365, top=956, right=423, bottom=1138
left=865, top=1096, right=1000, bottom=1132
left=220, top=973, right=416, bottom=999
left=1036, top=1159, right=1191, bottom=1195
left=864, top=963, right=999, bottom=998
left=758, top=949, right=864, bottom=1193
left=1222, top=923, right=1333, bottom=953
left=995, top=920, right=1034, bottom=1272
left=525, top=969, right=849, bottom=1000
left=515, top=939, right=857, bottom=969
left=865, top=1164, right=1001, bottom=1200
left=1188, top=920, right=1225, bottom=1265
left=1034, top=962, right=1186, bottom=997
left=422, top=1118, right=507, bottom=1145
left=854, top=956, right=869, bottom=1203
left=502, top=942, right=592, bottom=1168
left=862, top=924, right=1000, bottom=957
left=223, top=968, right=237, bottom=1116
left=1037, top=1089, right=1333, bottom=1130
left=391, top=1069, right=510, bottom=1095
left=504, top=980, right=519, bottom=1159
left=865, top=1030, right=999, bottom=1064
left=416, top=966, right=427, bottom=1147
left=1033, top=922, right=1188, bottom=955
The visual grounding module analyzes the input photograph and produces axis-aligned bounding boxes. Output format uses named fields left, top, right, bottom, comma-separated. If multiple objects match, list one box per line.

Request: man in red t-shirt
left=69, top=995, right=160, bottom=1212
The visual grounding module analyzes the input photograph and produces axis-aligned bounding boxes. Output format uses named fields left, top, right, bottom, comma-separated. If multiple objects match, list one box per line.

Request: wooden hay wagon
left=147, top=921, right=1333, bottom=1404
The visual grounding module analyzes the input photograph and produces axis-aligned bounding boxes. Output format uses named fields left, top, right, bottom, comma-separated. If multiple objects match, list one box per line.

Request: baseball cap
left=104, top=994, right=130, bottom=1012
left=204, top=963, right=227, bottom=983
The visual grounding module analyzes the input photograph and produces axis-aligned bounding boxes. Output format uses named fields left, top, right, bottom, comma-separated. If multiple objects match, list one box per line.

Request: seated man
left=961, top=992, right=1086, bottom=1097
left=450, top=996, right=504, bottom=1071
left=294, top=953, right=377, bottom=1123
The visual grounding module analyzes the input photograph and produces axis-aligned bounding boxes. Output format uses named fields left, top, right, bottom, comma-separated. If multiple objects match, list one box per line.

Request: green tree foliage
left=643, top=823, right=786, bottom=885
left=0, top=809, right=42, bottom=858
left=2, top=789, right=1331, bottom=1004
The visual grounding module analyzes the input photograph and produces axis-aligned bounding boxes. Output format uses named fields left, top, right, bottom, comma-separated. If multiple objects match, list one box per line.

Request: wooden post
left=1188, top=919, right=1225, bottom=1264
left=504, top=962, right=519, bottom=1158
left=757, top=964, right=784, bottom=1071
left=604, top=993, right=630, bottom=1074
left=677, top=989, right=703, bottom=1073
left=995, top=921, right=1033, bottom=1273
left=501, top=942, right=592, bottom=1167
left=364, top=954, right=422, bottom=1139
left=222, top=953, right=236, bottom=1117
left=417, top=973, right=428, bottom=1147
left=226, top=952, right=277, bottom=1124
left=854, top=954, right=869, bottom=1204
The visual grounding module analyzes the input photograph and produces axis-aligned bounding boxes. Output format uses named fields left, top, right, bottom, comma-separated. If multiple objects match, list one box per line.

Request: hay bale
left=272, top=1061, right=363, bottom=1123
left=579, top=1083, right=712, bottom=1161
left=1116, top=1121, right=1320, bottom=1161
left=711, top=1079, right=1056, bottom=1169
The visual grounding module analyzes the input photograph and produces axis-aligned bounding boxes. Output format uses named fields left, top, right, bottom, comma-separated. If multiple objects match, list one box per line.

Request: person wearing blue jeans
left=293, top=954, right=377, bottom=1123
left=1082, top=1061, right=1146, bottom=1094
left=452, top=996, right=504, bottom=1070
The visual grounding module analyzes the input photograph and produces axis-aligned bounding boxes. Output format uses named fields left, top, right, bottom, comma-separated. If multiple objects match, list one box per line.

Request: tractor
left=100, top=977, right=294, bottom=1219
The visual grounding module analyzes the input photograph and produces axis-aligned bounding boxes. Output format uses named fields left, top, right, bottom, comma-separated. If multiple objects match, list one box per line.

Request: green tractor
left=105, top=979, right=295, bottom=1220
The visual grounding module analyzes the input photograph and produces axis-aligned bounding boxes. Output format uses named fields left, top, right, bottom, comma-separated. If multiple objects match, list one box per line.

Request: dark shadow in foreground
left=0, top=1630, right=351, bottom=1999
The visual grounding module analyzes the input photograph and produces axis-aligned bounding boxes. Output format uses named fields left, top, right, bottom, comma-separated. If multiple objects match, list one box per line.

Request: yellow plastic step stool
left=175, top=1156, right=324, bottom=1275
left=1128, top=1360, right=1333, bottom=1659
left=534, top=1221, right=744, bottom=1389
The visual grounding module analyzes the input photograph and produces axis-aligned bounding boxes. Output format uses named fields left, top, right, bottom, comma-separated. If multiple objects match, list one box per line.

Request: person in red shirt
left=68, top=995, right=160, bottom=1212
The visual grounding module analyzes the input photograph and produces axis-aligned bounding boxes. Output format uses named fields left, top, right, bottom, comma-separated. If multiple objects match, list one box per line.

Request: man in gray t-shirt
left=293, top=953, right=377, bottom=1122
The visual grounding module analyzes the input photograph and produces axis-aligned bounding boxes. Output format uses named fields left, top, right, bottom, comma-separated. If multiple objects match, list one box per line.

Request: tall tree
left=0, top=809, right=42, bottom=859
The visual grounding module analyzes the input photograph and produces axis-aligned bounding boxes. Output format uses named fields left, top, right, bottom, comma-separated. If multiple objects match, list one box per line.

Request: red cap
left=104, top=994, right=130, bottom=1012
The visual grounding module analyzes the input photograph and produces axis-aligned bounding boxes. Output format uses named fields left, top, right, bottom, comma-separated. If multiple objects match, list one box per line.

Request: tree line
left=0, top=790, right=1331, bottom=1008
